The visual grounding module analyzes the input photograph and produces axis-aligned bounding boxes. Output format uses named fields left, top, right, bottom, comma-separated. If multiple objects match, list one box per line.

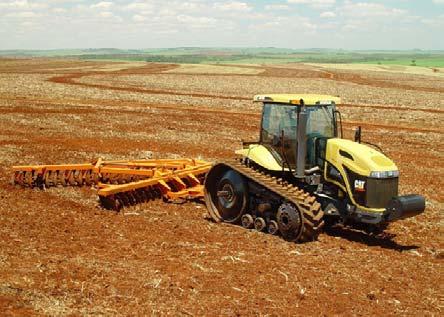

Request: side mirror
left=354, top=126, right=362, bottom=143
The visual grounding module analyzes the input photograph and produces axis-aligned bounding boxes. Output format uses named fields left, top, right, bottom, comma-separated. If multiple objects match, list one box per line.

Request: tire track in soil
left=341, top=103, right=444, bottom=114
left=48, top=72, right=250, bottom=101
left=318, top=69, right=444, bottom=94
left=238, top=64, right=444, bottom=93
left=4, top=58, right=444, bottom=94
left=46, top=67, right=444, bottom=115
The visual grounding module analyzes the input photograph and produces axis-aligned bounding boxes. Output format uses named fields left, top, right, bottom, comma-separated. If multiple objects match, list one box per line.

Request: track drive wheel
left=277, top=199, right=324, bottom=242
left=298, top=198, right=324, bottom=242
left=277, top=203, right=302, bottom=241
left=204, top=166, right=248, bottom=224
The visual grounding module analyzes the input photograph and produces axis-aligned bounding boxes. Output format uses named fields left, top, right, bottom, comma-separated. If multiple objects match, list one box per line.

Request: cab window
left=261, top=103, right=298, bottom=144
left=306, top=105, right=335, bottom=138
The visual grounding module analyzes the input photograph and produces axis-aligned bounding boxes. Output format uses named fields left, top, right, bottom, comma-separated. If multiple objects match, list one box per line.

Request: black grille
left=344, top=166, right=399, bottom=209
left=366, top=177, right=398, bottom=208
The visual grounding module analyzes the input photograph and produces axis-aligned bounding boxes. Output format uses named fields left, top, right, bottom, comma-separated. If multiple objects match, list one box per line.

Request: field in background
left=0, top=58, right=442, bottom=315
left=2, top=47, right=444, bottom=67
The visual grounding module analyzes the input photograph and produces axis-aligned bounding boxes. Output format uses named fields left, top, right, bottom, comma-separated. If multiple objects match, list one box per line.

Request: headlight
left=369, top=170, right=399, bottom=178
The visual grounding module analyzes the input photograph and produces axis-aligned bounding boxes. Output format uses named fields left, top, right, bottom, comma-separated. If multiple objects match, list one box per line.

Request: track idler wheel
left=277, top=202, right=303, bottom=241
left=205, top=166, right=248, bottom=223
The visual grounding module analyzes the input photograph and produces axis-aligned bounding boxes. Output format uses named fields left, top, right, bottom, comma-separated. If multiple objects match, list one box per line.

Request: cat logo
left=354, top=180, right=366, bottom=192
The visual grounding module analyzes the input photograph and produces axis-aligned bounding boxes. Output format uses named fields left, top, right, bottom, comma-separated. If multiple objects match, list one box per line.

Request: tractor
left=204, top=94, right=425, bottom=241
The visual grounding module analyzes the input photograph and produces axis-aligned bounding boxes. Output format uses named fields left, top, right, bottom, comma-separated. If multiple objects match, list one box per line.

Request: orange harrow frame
left=12, top=159, right=211, bottom=211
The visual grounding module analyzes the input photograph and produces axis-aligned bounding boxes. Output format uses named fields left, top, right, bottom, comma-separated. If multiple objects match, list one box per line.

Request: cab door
left=260, top=103, right=298, bottom=169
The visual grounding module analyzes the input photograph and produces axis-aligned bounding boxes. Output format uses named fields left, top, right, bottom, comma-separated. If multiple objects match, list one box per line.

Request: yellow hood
left=326, top=139, right=398, bottom=177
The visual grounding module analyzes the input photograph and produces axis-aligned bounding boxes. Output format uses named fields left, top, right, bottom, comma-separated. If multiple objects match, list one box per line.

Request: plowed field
left=0, top=59, right=442, bottom=316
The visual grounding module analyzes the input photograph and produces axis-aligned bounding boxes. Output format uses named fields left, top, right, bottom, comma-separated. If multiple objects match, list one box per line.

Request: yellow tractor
left=204, top=94, right=425, bottom=242
left=12, top=94, right=426, bottom=243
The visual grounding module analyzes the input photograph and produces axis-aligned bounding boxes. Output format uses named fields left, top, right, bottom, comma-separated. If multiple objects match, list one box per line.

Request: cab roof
left=254, top=94, right=341, bottom=105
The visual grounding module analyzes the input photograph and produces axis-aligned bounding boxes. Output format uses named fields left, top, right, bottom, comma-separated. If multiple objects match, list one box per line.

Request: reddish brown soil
left=0, top=59, right=442, bottom=315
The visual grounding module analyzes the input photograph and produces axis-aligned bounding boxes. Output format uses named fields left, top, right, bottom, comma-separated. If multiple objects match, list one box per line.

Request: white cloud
left=264, top=4, right=289, bottom=11
left=91, top=2, right=113, bottom=10
left=421, top=15, right=444, bottom=27
left=0, top=0, right=442, bottom=50
left=177, top=15, right=218, bottom=29
left=0, top=0, right=47, bottom=10
left=4, top=11, right=40, bottom=18
left=320, top=11, right=336, bottom=18
left=341, top=1, right=406, bottom=18
left=214, top=1, right=252, bottom=12
left=95, top=11, right=123, bottom=22
left=47, top=0, right=87, bottom=3
left=288, top=0, right=336, bottom=9
left=288, top=0, right=335, bottom=3
left=125, top=1, right=154, bottom=11
left=132, top=14, right=146, bottom=22
left=98, top=11, right=114, bottom=18
left=52, top=8, right=67, bottom=14
left=252, top=15, right=316, bottom=32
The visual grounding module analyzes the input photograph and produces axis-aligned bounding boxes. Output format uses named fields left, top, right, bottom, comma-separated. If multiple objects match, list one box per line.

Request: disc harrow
left=12, top=158, right=211, bottom=210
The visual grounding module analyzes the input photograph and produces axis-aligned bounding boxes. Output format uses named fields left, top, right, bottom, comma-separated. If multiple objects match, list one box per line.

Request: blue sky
left=0, top=0, right=443, bottom=50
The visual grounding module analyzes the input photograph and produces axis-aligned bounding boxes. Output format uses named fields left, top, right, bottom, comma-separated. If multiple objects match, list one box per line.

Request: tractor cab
left=255, top=94, right=341, bottom=175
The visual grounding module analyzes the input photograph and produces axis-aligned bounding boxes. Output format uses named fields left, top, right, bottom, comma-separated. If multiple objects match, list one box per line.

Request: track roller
left=267, top=220, right=279, bottom=235
left=241, top=214, right=254, bottom=229
left=254, top=217, right=266, bottom=232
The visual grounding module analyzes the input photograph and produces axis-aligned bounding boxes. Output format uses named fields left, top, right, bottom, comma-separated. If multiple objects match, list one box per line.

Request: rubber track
left=220, top=159, right=324, bottom=242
